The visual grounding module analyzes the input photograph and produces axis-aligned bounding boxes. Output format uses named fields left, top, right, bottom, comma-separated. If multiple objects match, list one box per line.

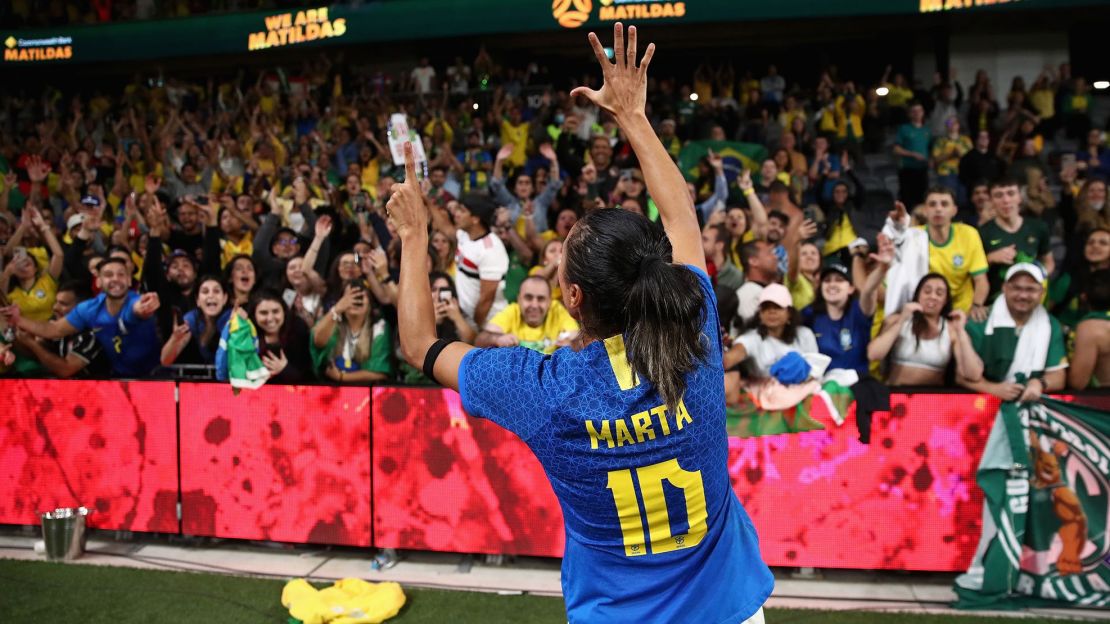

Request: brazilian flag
left=226, top=314, right=269, bottom=392
left=677, top=140, right=768, bottom=183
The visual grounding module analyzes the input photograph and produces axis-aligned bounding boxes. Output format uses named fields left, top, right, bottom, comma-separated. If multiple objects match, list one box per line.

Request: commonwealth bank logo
left=552, top=0, right=592, bottom=28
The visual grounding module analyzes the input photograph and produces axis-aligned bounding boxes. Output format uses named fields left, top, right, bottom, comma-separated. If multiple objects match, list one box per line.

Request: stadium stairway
left=0, top=532, right=1106, bottom=620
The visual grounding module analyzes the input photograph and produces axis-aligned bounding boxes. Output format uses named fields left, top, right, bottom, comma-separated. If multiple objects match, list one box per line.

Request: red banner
left=731, top=393, right=995, bottom=570
left=4, top=378, right=1105, bottom=569
left=0, top=380, right=178, bottom=532
left=368, top=388, right=1023, bottom=570
left=178, top=383, right=372, bottom=546
left=372, top=387, right=565, bottom=556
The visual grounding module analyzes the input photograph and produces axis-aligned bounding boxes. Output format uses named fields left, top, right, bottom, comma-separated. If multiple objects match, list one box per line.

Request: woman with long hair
left=430, top=229, right=456, bottom=276
left=223, top=254, right=256, bottom=306
left=717, top=169, right=769, bottom=268
left=249, top=290, right=314, bottom=384
left=868, top=273, right=982, bottom=386
left=1066, top=177, right=1108, bottom=237
left=386, top=25, right=772, bottom=623
left=784, top=217, right=821, bottom=311
left=323, top=250, right=365, bottom=309
left=282, top=254, right=326, bottom=329
left=397, top=272, right=477, bottom=384
left=213, top=289, right=313, bottom=384
left=1, top=206, right=64, bottom=323
left=1049, top=227, right=1110, bottom=330
left=311, top=281, right=392, bottom=383
left=161, top=275, right=230, bottom=367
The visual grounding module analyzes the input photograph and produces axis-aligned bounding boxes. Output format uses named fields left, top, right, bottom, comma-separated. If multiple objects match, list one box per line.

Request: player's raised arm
left=571, top=23, right=705, bottom=273
left=388, top=142, right=473, bottom=390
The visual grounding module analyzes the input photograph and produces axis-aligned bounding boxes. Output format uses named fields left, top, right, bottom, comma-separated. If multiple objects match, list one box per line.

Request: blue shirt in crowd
left=803, top=299, right=873, bottom=375
left=65, top=290, right=160, bottom=378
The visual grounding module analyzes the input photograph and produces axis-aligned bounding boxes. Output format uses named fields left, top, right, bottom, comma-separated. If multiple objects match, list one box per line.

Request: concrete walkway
left=0, top=532, right=1106, bottom=621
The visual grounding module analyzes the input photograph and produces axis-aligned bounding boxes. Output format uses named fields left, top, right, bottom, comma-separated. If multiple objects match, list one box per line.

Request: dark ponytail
left=564, top=209, right=708, bottom=411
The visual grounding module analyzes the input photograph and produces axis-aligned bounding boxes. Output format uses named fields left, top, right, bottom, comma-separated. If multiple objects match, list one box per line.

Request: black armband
left=423, top=339, right=456, bottom=384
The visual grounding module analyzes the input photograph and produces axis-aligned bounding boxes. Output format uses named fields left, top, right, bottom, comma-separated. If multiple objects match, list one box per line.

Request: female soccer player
left=387, top=23, right=773, bottom=623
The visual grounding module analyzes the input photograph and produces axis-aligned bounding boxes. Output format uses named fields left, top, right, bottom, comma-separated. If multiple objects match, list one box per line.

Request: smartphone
left=1061, top=153, right=1077, bottom=173
left=346, top=279, right=368, bottom=300
left=196, top=196, right=209, bottom=206
left=438, top=289, right=453, bottom=302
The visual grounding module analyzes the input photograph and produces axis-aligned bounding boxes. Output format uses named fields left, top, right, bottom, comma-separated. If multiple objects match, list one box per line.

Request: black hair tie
left=640, top=254, right=663, bottom=271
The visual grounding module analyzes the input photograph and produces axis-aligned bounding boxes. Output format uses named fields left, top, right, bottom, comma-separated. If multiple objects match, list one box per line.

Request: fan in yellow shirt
left=896, top=189, right=990, bottom=315
left=476, top=276, right=579, bottom=354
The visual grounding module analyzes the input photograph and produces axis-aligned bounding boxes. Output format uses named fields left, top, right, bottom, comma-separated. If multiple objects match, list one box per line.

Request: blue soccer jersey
left=459, top=265, right=773, bottom=623
left=65, top=291, right=160, bottom=378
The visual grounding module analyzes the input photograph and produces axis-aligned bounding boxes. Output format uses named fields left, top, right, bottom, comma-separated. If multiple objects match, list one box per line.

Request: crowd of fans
left=0, top=45, right=1107, bottom=399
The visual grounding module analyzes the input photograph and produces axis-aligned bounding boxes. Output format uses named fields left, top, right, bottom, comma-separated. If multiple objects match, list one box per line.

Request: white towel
left=881, top=213, right=929, bottom=315
left=984, top=298, right=1052, bottom=382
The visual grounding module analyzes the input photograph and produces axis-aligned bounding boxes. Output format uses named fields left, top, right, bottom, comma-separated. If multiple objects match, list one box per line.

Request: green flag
left=226, top=314, right=269, bottom=391
left=726, top=392, right=826, bottom=438
left=954, top=398, right=1110, bottom=610
left=677, top=140, right=767, bottom=183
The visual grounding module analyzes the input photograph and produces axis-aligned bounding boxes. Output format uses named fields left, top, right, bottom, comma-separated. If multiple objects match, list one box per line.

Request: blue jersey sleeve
left=684, top=264, right=722, bottom=359
left=120, top=292, right=143, bottom=328
left=64, top=299, right=96, bottom=332
left=458, top=346, right=554, bottom=442
left=851, top=299, right=873, bottom=330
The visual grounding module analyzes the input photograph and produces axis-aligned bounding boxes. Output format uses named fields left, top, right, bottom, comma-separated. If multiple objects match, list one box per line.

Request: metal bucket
left=40, top=507, right=90, bottom=561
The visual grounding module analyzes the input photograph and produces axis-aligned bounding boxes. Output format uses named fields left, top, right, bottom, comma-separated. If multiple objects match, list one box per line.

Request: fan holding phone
left=310, top=281, right=393, bottom=383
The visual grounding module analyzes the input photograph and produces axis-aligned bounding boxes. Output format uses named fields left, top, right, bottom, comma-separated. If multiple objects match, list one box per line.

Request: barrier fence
left=2, top=379, right=1107, bottom=572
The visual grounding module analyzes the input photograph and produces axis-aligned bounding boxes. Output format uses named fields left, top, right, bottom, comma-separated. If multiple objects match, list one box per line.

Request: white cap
left=757, top=283, right=793, bottom=308
left=66, top=213, right=85, bottom=231
left=1004, top=262, right=1046, bottom=284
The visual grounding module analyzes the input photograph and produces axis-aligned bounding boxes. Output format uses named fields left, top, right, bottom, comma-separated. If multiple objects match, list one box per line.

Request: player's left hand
left=570, top=23, right=655, bottom=122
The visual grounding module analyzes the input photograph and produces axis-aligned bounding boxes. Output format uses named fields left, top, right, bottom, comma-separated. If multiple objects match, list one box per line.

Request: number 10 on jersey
left=606, top=458, right=708, bottom=556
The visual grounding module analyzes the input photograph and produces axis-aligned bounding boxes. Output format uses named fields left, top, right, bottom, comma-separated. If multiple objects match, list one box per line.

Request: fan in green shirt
left=979, top=178, right=1055, bottom=300
left=310, top=284, right=394, bottom=383
left=960, top=263, right=1067, bottom=402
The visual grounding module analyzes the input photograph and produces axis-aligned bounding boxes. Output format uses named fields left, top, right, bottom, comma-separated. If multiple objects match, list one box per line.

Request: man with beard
left=764, top=208, right=791, bottom=276
left=144, top=202, right=198, bottom=338
left=2, top=258, right=161, bottom=377
left=168, top=198, right=205, bottom=259
left=735, top=239, right=781, bottom=326
left=475, top=276, right=578, bottom=354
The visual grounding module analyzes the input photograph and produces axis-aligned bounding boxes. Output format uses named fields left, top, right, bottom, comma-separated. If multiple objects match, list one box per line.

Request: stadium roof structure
left=2, top=0, right=1108, bottom=66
